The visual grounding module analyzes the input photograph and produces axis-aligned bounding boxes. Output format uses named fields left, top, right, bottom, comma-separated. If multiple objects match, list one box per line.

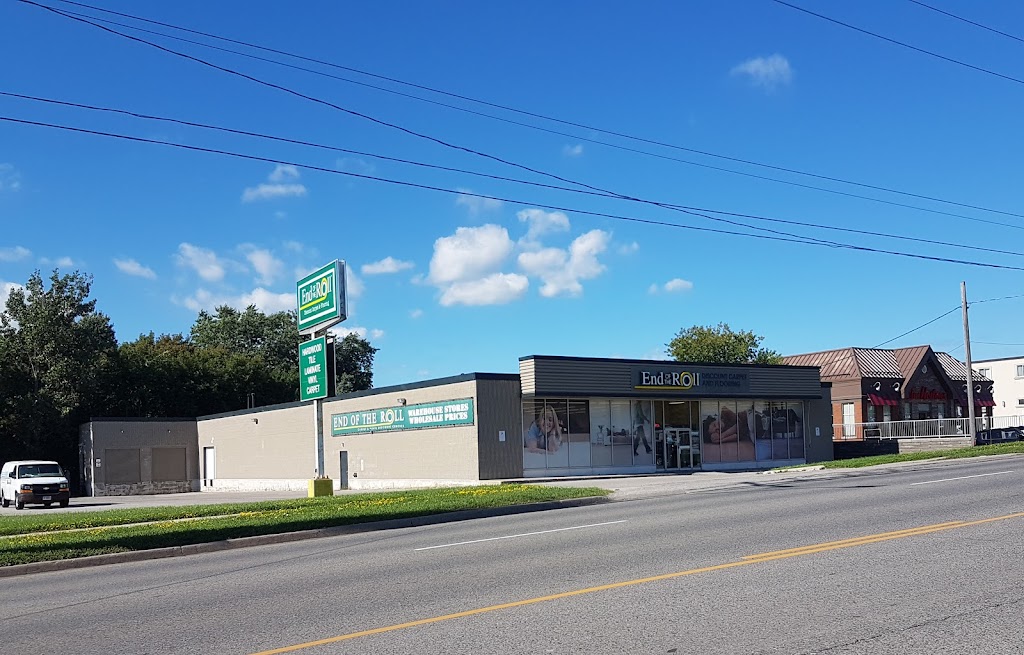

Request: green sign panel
left=299, top=336, right=328, bottom=401
left=331, top=398, right=475, bottom=436
left=296, top=260, right=346, bottom=334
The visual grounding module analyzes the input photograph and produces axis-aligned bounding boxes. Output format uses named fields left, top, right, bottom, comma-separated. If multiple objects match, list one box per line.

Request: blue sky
left=2, top=0, right=1024, bottom=387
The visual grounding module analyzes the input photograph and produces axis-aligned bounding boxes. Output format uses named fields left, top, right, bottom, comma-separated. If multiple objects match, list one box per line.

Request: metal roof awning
left=867, top=393, right=899, bottom=406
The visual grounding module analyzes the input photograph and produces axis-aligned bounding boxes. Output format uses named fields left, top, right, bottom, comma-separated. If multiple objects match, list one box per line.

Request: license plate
left=42, top=496, right=51, bottom=501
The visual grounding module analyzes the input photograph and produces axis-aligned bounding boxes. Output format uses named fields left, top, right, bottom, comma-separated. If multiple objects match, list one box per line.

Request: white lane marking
left=414, top=520, right=627, bottom=551
left=910, top=471, right=1015, bottom=486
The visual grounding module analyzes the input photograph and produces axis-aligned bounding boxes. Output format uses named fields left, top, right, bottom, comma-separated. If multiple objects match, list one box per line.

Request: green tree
left=666, top=322, right=782, bottom=364
left=189, top=305, right=378, bottom=401
left=334, top=332, right=377, bottom=393
left=0, top=270, right=118, bottom=470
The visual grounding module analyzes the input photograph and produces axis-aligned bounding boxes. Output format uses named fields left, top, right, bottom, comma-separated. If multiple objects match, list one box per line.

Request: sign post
left=296, top=261, right=347, bottom=482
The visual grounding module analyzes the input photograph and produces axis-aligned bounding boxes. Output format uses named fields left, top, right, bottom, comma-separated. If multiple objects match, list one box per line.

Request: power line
left=7, top=113, right=1024, bottom=274
left=973, top=341, right=1024, bottom=346
left=27, top=0, right=1024, bottom=224
left=773, top=0, right=1024, bottom=87
left=9, top=88, right=1024, bottom=258
left=873, top=307, right=960, bottom=348
left=907, top=0, right=1024, bottom=45
left=21, top=0, right=1024, bottom=244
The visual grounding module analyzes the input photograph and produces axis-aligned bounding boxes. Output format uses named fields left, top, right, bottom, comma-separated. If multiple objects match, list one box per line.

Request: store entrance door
left=655, top=401, right=701, bottom=470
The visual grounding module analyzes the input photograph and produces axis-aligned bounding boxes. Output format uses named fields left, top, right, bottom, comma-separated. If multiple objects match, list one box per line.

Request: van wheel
left=59, top=499, right=69, bottom=508
left=0, top=492, right=8, bottom=508
left=14, top=493, right=24, bottom=510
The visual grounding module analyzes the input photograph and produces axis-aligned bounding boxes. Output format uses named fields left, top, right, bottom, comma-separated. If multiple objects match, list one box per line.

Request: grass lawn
left=788, top=441, right=1024, bottom=470
left=0, top=485, right=609, bottom=567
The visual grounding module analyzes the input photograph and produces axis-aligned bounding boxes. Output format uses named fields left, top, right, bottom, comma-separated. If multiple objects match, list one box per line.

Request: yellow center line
left=248, top=511, right=1024, bottom=655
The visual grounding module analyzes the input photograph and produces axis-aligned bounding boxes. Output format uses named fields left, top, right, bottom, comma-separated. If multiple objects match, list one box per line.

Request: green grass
left=0, top=485, right=609, bottom=567
left=804, top=441, right=1024, bottom=470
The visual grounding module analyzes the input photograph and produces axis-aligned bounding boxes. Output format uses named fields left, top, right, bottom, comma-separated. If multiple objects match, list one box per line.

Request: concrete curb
left=0, top=496, right=611, bottom=579
left=761, top=465, right=826, bottom=474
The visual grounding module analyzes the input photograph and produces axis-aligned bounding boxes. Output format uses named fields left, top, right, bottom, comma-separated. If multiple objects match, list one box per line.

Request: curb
left=761, top=465, right=826, bottom=474
left=0, top=495, right=611, bottom=579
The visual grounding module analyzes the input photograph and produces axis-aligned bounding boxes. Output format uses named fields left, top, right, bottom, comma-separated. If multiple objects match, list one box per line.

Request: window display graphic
left=701, top=400, right=804, bottom=462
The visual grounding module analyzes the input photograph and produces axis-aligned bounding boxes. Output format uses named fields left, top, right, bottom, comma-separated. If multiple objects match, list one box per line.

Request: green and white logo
left=296, top=261, right=346, bottom=333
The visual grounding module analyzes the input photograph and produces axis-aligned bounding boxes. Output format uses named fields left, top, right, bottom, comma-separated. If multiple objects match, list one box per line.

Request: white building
left=973, top=356, right=1024, bottom=419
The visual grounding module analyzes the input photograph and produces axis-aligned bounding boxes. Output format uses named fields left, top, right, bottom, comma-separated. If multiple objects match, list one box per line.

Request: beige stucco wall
left=197, top=403, right=312, bottom=491
left=322, top=379, right=484, bottom=488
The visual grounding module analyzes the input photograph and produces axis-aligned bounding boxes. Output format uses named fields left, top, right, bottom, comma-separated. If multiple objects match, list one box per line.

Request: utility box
left=307, top=478, right=334, bottom=497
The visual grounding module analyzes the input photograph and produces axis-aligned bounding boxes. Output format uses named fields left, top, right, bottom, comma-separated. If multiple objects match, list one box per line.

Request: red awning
left=868, top=393, right=899, bottom=406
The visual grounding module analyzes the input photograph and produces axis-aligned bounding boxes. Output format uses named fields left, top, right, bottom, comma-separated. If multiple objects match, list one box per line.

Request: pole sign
left=296, top=260, right=346, bottom=334
left=299, top=336, right=328, bottom=402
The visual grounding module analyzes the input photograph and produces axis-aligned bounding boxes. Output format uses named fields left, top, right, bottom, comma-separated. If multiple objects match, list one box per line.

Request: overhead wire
left=22, top=0, right=1024, bottom=225
left=17, top=0, right=1024, bottom=251
left=773, top=0, right=1024, bottom=87
left=6, top=113, right=1024, bottom=275
left=906, top=0, right=1024, bottom=45
left=8, top=89, right=1024, bottom=258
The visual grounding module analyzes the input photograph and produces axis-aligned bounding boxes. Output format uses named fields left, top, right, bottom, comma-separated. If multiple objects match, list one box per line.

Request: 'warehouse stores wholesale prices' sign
left=331, top=399, right=475, bottom=436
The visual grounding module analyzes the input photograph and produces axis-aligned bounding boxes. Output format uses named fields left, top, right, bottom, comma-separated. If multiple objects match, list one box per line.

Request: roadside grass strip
left=772, top=441, right=1024, bottom=471
left=0, top=485, right=609, bottom=567
left=820, top=441, right=1024, bottom=468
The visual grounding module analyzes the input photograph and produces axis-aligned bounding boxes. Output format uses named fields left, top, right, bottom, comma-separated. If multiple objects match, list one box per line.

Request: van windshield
left=16, top=464, right=62, bottom=478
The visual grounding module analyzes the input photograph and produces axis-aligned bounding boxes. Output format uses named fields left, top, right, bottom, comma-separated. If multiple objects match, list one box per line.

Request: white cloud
left=517, top=208, right=570, bottom=246
left=40, top=256, right=74, bottom=268
left=268, top=164, right=300, bottom=183
left=346, top=269, right=364, bottom=299
left=242, top=183, right=307, bottom=202
left=242, top=165, right=307, bottom=202
left=114, top=258, right=157, bottom=279
left=0, top=246, right=31, bottom=262
left=0, top=164, right=21, bottom=192
left=176, top=287, right=294, bottom=314
left=336, top=158, right=376, bottom=174
left=649, top=278, right=694, bottom=294
left=562, top=144, right=584, bottom=157
left=455, top=189, right=504, bottom=215
left=410, top=308, right=424, bottom=319
left=362, top=256, right=414, bottom=275
left=664, top=278, right=694, bottom=292
left=428, top=224, right=513, bottom=285
left=243, top=247, right=284, bottom=285
left=439, top=273, right=529, bottom=306
left=731, top=54, right=793, bottom=90
left=330, top=325, right=384, bottom=342
left=517, top=229, right=610, bottom=297
left=176, top=243, right=225, bottom=282
left=283, top=241, right=304, bottom=253
left=0, top=280, right=21, bottom=309
left=618, top=241, right=640, bottom=255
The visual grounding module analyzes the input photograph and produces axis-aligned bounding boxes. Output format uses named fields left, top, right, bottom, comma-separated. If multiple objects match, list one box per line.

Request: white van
left=0, top=460, right=71, bottom=510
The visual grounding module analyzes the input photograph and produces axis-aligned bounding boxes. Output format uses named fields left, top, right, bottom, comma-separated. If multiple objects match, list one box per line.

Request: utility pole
left=961, top=281, right=976, bottom=441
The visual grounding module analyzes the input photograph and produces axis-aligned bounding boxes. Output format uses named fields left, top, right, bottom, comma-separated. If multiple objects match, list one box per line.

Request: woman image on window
left=525, top=405, right=564, bottom=453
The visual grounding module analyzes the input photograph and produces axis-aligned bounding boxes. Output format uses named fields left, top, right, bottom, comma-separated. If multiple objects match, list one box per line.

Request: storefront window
left=700, top=401, right=721, bottom=464
left=522, top=399, right=568, bottom=470
left=589, top=400, right=612, bottom=467
left=567, top=399, right=591, bottom=468
left=610, top=400, right=632, bottom=467
left=631, top=400, right=654, bottom=465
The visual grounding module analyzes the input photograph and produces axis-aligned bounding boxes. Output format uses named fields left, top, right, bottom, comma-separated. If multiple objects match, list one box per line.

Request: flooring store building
left=79, top=356, right=833, bottom=495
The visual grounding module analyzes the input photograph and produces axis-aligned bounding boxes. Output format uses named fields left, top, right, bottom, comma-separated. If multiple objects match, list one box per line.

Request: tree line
left=0, top=270, right=377, bottom=480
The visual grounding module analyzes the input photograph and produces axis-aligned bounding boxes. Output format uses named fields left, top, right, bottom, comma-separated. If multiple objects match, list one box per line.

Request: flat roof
left=519, top=354, right=818, bottom=370
left=198, top=372, right=519, bottom=421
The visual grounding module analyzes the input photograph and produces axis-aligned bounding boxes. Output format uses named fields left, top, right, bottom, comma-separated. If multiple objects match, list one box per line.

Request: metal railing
left=833, top=415, right=1024, bottom=440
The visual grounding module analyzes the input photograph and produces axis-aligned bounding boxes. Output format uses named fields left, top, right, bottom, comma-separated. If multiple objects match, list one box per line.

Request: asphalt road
left=2, top=457, right=1023, bottom=655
